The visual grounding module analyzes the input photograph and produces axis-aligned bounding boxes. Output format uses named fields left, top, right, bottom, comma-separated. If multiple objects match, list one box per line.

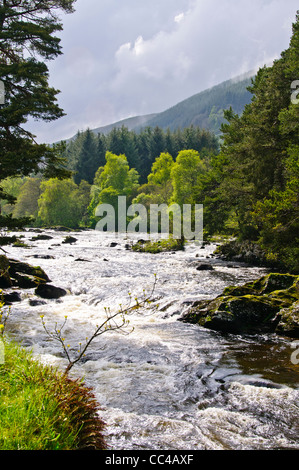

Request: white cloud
left=174, top=13, right=185, bottom=24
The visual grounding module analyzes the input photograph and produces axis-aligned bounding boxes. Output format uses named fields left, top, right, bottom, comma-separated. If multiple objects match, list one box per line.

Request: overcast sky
left=27, top=0, right=299, bottom=143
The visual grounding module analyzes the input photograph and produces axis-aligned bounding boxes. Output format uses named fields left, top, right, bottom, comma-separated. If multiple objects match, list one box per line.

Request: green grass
left=0, top=339, right=106, bottom=450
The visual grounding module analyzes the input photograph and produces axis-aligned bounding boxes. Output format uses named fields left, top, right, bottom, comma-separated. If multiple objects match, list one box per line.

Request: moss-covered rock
left=0, top=255, right=12, bottom=288
left=131, top=237, right=185, bottom=254
left=180, top=273, right=299, bottom=338
left=275, top=301, right=299, bottom=338
left=0, top=255, right=50, bottom=293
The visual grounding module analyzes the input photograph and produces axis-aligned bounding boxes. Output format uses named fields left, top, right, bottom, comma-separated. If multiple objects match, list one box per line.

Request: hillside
left=88, top=72, right=254, bottom=139
left=91, top=114, right=157, bottom=136
left=139, top=73, right=254, bottom=135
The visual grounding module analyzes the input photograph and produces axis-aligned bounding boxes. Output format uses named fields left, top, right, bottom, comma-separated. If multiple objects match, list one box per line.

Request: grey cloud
left=26, top=0, right=299, bottom=143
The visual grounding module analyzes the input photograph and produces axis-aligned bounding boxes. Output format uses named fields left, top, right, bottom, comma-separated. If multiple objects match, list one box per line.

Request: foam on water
left=4, top=229, right=299, bottom=450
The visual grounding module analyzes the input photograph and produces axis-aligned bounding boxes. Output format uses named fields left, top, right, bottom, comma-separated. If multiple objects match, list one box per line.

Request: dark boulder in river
left=35, top=284, right=67, bottom=300
left=0, top=254, right=50, bottom=291
left=180, top=273, right=299, bottom=338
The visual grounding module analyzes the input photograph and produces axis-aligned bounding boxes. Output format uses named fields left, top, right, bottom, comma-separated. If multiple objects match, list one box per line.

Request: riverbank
left=0, top=338, right=106, bottom=450
left=214, top=238, right=299, bottom=274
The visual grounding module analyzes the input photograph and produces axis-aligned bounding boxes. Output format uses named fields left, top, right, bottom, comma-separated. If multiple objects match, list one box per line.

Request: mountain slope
left=91, top=113, right=157, bottom=136
left=135, top=73, right=254, bottom=135
left=73, top=71, right=255, bottom=141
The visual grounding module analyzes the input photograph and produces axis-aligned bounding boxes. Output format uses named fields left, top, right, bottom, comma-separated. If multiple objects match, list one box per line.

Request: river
left=3, top=229, right=299, bottom=450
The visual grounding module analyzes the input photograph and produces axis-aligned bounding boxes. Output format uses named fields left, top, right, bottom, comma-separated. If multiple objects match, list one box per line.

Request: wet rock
left=0, top=235, right=19, bottom=246
left=51, top=226, right=73, bottom=232
left=33, top=254, right=54, bottom=259
left=189, top=261, right=214, bottom=271
left=0, top=255, right=50, bottom=291
left=8, top=259, right=50, bottom=283
left=275, top=301, right=299, bottom=339
left=180, top=273, right=299, bottom=338
left=30, top=234, right=53, bottom=241
left=29, top=299, right=47, bottom=306
left=214, top=240, right=267, bottom=266
left=35, top=284, right=67, bottom=299
left=0, top=255, right=12, bottom=288
left=1, top=291, right=22, bottom=304
left=196, top=263, right=214, bottom=271
left=62, top=236, right=77, bottom=244
left=12, top=273, right=43, bottom=289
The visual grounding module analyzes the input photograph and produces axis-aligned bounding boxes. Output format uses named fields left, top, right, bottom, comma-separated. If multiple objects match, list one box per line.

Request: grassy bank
left=0, top=339, right=106, bottom=450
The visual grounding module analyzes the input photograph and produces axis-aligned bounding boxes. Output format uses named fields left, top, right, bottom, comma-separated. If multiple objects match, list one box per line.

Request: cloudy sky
left=27, top=0, right=299, bottom=143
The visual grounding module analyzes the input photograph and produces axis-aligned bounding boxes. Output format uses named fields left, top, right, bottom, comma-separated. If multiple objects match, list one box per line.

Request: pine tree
left=74, top=129, right=98, bottom=185
left=0, top=0, right=76, bottom=223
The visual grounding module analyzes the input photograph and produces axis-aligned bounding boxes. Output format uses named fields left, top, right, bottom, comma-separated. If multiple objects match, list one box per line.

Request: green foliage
left=63, top=125, right=219, bottom=185
left=202, top=12, right=299, bottom=271
left=171, top=150, right=206, bottom=205
left=148, top=152, right=174, bottom=186
left=73, top=129, right=105, bottom=185
left=38, top=178, right=91, bottom=229
left=12, top=177, right=43, bottom=220
left=89, top=151, right=140, bottom=228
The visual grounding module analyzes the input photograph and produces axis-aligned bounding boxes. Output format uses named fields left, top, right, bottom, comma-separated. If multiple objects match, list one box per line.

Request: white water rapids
left=3, top=229, right=299, bottom=450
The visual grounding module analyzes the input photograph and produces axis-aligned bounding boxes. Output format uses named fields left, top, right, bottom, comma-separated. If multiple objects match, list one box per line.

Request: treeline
left=64, top=125, right=219, bottom=185
left=206, top=12, right=299, bottom=272
left=0, top=124, right=219, bottom=230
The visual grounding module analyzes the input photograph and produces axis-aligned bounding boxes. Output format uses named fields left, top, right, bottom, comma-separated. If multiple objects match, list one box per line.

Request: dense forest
left=0, top=6, right=298, bottom=273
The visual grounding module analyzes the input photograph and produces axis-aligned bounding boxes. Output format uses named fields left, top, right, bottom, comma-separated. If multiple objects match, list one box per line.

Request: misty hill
left=91, top=113, right=158, bottom=135
left=90, top=72, right=254, bottom=138
left=139, top=73, right=254, bottom=135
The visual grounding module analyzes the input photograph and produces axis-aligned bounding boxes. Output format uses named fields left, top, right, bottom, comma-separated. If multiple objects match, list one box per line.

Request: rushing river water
left=3, top=229, right=299, bottom=450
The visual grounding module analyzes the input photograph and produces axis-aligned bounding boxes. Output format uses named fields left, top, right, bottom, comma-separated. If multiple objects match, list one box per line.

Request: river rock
left=195, top=263, right=214, bottom=271
left=0, top=255, right=50, bottom=290
left=0, top=255, right=12, bottom=288
left=62, top=236, right=77, bottom=244
left=180, top=273, right=299, bottom=338
left=35, top=284, right=67, bottom=299
left=8, top=259, right=50, bottom=283
left=275, top=301, right=299, bottom=339
left=30, top=234, right=53, bottom=241
left=1, top=291, right=22, bottom=304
